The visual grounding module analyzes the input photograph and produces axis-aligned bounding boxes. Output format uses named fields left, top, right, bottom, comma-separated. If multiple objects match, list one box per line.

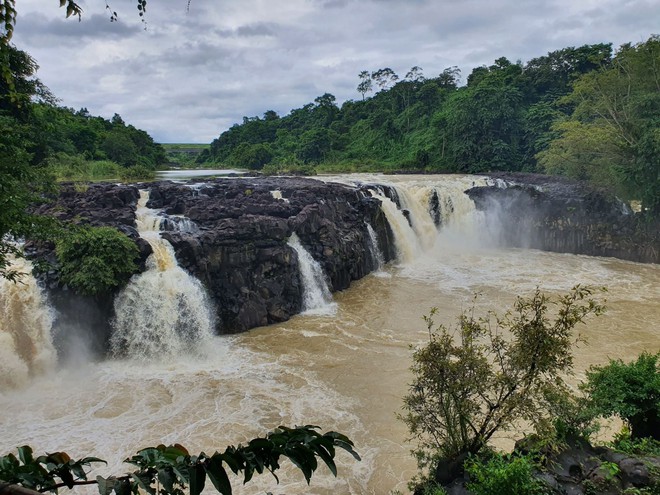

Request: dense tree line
left=201, top=36, right=659, bottom=216
left=0, top=43, right=164, bottom=278
left=1, top=45, right=165, bottom=176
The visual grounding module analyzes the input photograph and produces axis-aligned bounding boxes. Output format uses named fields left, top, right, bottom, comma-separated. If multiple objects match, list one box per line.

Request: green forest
left=0, top=42, right=166, bottom=278
left=199, top=36, right=660, bottom=216
left=1, top=44, right=165, bottom=182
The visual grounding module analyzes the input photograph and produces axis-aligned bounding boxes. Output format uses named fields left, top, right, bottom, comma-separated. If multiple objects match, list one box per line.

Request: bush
left=611, top=427, right=660, bottom=456
left=45, top=153, right=126, bottom=181
left=465, top=453, right=548, bottom=495
left=119, top=164, right=155, bottom=181
left=582, top=352, right=660, bottom=440
left=401, top=286, right=605, bottom=475
left=55, top=226, right=139, bottom=296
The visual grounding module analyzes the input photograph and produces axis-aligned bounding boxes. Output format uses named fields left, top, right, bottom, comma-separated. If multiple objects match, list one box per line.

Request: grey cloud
left=16, top=12, right=139, bottom=42
left=10, top=0, right=659, bottom=143
left=236, top=22, right=277, bottom=37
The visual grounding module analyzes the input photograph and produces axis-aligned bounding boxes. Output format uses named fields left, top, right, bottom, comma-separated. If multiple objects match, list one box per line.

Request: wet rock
left=466, top=172, right=659, bottom=264
left=619, top=457, right=651, bottom=487
left=32, top=177, right=396, bottom=336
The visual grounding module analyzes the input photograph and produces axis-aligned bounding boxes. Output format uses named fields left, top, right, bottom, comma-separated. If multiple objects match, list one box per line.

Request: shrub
left=120, top=164, right=155, bottom=181
left=55, top=226, right=139, bottom=296
left=612, top=427, right=660, bottom=456
left=401, top=286, right=605, bottom=475
left=465, top=453, right=548, bottom=495
left=582, top=352, right=660, bottom=440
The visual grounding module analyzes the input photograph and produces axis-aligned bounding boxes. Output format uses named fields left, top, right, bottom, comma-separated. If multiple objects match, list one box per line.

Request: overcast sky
left=12, top=0, right=659, bottom=143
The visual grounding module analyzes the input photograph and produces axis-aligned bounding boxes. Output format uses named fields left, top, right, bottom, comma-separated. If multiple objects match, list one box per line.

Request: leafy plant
left=582, top=352, right=660, bottom=440
left=611, top=427, right=660, bottom=456
left=55, top=225, right=140, bottom=296
left=464, top=453, right=548, bottom=495
left=0, top=426, right=360, bottom=495
left=0, top=446, right=104, bottom=493
left=401, top=286, right=605, bottom=476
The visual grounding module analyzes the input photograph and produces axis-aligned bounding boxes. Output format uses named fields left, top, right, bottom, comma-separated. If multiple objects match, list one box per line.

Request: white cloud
left=11, top=0, right=660, bottom=143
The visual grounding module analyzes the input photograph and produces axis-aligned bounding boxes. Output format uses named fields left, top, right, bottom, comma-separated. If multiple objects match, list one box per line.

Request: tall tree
left=357, top=70, right=372, bottom=100
left=538, top=36, right=660, bottom=214
left=0, top=45, right=55, bottom=280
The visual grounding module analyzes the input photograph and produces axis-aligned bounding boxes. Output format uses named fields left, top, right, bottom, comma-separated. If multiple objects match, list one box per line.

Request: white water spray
left=0, top=258, right=56, bottom=390
left=111, top=191, right=214, bottom=359
left=288, top=233, right=336, bottom=316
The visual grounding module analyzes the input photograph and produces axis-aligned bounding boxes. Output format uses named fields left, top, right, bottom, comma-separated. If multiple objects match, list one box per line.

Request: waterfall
left=110, top=191, right=214, bottom=359
left=0, top=258, right=56, bottom=390
left=393, top=186, right=439, bottom=250
left=366, top=223, right=385, bottom=270
left=369, top=189, right=421, bottom=263
left=362, top=176, right=488, bottom=263
left=288, top=233, right=336, bottom=316
left=160, top=215, right=199, bottom=233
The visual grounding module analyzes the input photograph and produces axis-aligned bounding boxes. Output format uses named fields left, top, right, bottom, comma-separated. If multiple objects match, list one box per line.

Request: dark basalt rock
left=151, top=177, right=394, bottom=332
left=467, top=172, right=659, bottom=264
left=32, top=177, right=395, bottom=337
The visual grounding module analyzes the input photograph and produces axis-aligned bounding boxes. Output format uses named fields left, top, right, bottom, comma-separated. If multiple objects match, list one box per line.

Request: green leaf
left=115, top=478, right=132, bottom=495
left=17, top=446, right=34, bottom=465
left=157, top=468, right=175, bottom=493
left=206, top=456, right=232, bottom=495
left=96, top=476, right=113, bottom=495
left=188, top=464, right=206, bottom=495
left=312, top=445, right=336, bottom=477
left=130, top=473, right=155, bottom=495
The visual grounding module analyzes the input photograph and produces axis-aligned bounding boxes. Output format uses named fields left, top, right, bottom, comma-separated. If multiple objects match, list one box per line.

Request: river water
left=0, top=174, right=658, bottom=495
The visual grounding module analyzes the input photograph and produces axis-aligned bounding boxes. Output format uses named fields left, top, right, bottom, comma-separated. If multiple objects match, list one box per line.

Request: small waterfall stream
left=288, top=233, right=336, bottom=316
left=0, top=258, right=56, bottom=390
left=366, top=223, right=385, bottom=271
left=110, top=191, right=214, bottom=359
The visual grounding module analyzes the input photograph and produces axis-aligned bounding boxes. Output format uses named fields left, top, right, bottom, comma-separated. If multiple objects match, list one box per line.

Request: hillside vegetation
left=199, top=36, right=660, bottom=216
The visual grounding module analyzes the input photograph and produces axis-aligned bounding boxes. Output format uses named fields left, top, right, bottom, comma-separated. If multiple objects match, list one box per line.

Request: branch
left=0, top=483, right=41, bottom=495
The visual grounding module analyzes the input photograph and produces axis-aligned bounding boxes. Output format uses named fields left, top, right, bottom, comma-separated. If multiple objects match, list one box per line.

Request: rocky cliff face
left=32, top=177, right=395, bottom=338
left=147, top=177, right=394, bottom=332
left=466, top=173, right=659, bottom=264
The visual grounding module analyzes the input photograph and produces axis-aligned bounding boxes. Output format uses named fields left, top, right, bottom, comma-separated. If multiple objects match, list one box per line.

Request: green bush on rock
left=582, top=352, right=660, bottom=440
left=55, top=226, right=139, bottom=296
left=465, top=453, right=548, bottom=495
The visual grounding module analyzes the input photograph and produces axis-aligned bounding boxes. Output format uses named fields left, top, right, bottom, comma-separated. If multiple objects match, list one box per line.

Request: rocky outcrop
left=31, top=177, right=395, bottom=337
left=467, top=173, right=659, bottom=264
left=432, top=437, right=660, bottom=495
left=148, top=177, right=394, bottom=332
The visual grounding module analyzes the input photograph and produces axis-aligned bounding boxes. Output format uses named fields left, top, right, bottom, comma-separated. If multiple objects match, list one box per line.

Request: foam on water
left=0, top=336, right=373, bottom=494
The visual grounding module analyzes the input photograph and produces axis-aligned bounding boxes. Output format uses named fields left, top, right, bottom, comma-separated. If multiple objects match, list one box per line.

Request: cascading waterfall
left=365, top=223, right=385, bottom=270
left=288, top=233, right=336, bottom=316
left=110, top=190, right=214, bottom=359
left=368, top=189, right=421, bottom=263
left=392, top=186, right=439, bottom=250
left=362, top=176, right=489, bottom=262
left=0, top=257, right=56, bottom=390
